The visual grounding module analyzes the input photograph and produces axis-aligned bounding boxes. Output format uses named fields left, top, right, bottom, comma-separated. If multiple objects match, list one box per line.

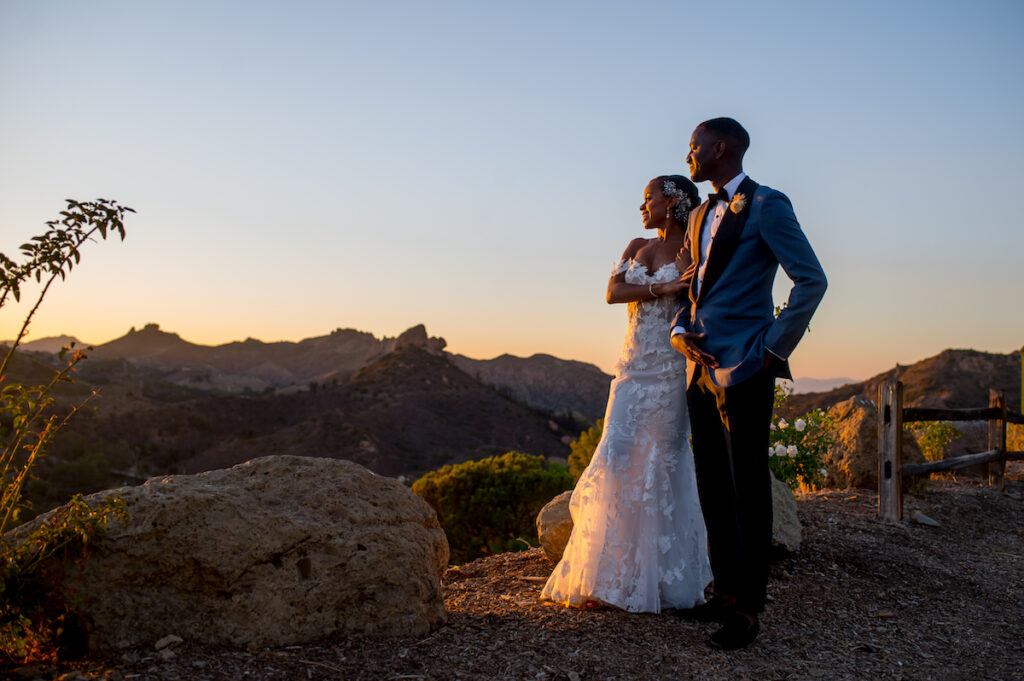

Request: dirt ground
left=8, top=466, right=1024, bottom=681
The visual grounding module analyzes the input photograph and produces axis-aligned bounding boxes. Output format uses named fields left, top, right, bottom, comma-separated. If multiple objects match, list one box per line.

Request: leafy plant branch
left=0, top=199, right=133, bottom=378
left=0, top=198, right=133, bottom=663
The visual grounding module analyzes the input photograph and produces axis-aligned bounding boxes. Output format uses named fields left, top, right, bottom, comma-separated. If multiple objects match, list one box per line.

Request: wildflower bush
left=568, top=418, right=603, bottom=481
left=411, top=451, right=573, bottom=564
left=0, top=199, right=133, bottom=663
left=768, top=385, right=834, bottom=490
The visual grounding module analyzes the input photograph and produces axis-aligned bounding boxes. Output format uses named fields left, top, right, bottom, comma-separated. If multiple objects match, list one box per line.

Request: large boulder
left=536, top=473, right=800, bottom=562
left=822, top=396, right=925, bottom=488
left=6, top=456, right=448, bottom=652
left=536, top=490, right=574, bottom=563
left=770, top=473, right=801, bottom=553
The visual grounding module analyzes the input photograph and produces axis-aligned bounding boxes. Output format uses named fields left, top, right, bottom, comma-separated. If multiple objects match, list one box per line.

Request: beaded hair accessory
left=661, top=180, right=694, bottom=222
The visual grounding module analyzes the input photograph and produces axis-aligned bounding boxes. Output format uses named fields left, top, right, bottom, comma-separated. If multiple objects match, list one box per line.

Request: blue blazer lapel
left=696, top=176, right=760, bottom=302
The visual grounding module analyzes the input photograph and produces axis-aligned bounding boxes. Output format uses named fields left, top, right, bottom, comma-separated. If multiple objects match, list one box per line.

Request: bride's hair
left=656, top=175, right=699, bottom=224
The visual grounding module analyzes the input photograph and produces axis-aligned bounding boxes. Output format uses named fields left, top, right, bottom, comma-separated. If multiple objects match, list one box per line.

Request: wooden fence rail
left=878, top=381, right=1023, bottom=523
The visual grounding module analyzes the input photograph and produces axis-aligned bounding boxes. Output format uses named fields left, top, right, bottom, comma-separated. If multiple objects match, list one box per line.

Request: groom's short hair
left=698, top=117, right=750, bottom=155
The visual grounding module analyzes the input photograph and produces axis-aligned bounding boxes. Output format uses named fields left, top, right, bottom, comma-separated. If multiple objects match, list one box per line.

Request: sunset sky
left=2, top=1, right=1022, bottom=380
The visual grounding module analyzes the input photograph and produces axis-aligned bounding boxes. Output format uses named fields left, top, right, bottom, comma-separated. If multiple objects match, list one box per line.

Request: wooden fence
left=877, top=381, right=1024, bottom=522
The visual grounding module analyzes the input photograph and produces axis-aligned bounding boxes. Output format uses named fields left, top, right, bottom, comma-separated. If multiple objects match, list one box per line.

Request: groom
left=671, top=118, right=826, bottom=649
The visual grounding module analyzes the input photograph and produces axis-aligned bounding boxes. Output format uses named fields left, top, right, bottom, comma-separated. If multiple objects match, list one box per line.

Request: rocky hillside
left=10, top=337, right=573, bottom=515
left=175, top=344, right=572, bottom=477
left=451, top=353, right=611, bottom=421
left=782, top=348, right=1022, bottom=417
left=87, top=323, right=391, bottom=392
left=13, top=324, right=613, bottom=420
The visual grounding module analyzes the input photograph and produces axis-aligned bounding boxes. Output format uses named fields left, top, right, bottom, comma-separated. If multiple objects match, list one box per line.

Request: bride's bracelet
left=649, top=284, right=657, bottom=298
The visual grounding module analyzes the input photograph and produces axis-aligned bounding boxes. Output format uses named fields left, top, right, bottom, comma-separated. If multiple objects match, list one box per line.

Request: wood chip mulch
left=9, top=467, right=1024, bottom=681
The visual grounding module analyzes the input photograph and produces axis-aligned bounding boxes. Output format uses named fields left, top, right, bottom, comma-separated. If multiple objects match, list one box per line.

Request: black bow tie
left=707, top=189, right=729, bottom=206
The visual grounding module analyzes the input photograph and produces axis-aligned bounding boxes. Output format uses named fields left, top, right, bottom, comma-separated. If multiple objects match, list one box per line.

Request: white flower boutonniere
left=729, top=192, right=747, bottom=214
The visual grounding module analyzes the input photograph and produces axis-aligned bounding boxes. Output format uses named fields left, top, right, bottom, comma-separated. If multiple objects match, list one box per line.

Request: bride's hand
left=679, top=261, right=698, bottom=285
left=655, top=276, right=689, bottom=296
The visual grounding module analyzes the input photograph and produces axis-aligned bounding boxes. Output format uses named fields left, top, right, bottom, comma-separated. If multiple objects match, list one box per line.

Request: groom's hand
left=671, top=332, right=719, bottom=368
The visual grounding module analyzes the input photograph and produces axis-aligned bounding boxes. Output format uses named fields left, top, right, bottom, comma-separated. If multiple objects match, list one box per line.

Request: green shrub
left=905, top=421, right=962, bottom=462
left=412, top=451, right=573, bottom=564
left=568, top=418, right=603, bottom=480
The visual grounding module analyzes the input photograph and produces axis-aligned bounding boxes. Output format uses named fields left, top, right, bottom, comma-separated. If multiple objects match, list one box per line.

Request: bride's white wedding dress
left=541, top=258, right=712, bottom=612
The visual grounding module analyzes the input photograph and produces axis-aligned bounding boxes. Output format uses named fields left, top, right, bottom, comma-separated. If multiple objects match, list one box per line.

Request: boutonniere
left=729, top=193, right=747, bottom=214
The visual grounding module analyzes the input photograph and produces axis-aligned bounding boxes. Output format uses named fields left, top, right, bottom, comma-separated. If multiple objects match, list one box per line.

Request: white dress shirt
left=696, top=172, right=746, bottom=295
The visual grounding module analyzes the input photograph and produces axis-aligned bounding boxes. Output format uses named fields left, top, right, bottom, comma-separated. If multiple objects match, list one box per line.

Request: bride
left=541, top=175, right=712, bottom=613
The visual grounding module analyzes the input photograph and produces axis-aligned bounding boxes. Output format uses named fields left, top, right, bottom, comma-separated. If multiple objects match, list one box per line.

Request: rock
left=939, top=421, right=990, bottom=476
left=536, top=490, right=574, bottom=563
left=536, top=474, right=801, bottom=560
left=6, top=456, right=448, bottom=652
left=821, top=396, right=925, bottom=488
left=911, top=511, right=940, bottom=527
left=770, top=472, right=802, bottom=552
left=154, top=634, right=182, bottom=650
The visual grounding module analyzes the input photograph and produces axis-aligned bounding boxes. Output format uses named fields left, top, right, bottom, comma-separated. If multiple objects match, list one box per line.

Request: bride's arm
left=606, top=239, right=689, bottom=304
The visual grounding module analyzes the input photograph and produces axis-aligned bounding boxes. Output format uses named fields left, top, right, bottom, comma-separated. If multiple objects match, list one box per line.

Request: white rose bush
left=768, top=385, right=835, bottom=490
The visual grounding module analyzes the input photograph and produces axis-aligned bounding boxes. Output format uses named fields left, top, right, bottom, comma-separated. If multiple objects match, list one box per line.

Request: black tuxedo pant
left=687, top=363, right=775, bottom=614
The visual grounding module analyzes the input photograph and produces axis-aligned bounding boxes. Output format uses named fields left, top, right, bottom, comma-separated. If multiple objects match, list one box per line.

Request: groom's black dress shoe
left=675, top=595, right=735, bottom=623
left=708, top=612, right=760, bottom=650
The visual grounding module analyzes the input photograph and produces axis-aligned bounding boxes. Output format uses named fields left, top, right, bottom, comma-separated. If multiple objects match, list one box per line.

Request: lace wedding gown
left=541, top=258, right=712, bottom=612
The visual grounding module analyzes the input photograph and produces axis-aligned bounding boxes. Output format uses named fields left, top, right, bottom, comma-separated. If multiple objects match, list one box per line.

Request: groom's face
left=686, top=128, right=715, bottom=183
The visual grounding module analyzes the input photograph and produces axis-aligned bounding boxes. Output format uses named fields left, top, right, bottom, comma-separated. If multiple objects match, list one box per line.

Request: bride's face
left=639, top=180, right=671, bottom=230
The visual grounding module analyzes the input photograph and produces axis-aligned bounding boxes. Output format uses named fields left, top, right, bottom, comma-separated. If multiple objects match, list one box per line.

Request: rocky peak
left=394, top=324, right=446, bottom=355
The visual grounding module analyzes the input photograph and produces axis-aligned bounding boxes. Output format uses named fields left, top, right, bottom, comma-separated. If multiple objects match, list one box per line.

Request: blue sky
left=2, top=0, right=1022, bottom=379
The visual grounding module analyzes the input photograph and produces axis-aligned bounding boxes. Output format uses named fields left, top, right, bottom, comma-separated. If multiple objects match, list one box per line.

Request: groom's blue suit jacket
left=672, top=176, right=827, bottom=388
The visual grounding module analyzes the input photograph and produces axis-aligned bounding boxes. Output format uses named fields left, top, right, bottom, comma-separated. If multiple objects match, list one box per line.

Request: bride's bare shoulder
left=620, top=237, right=652, bottom=260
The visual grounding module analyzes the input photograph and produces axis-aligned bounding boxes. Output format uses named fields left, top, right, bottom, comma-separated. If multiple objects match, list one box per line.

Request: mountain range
left=781, top=348, right=1022, bottom=417
left=12, top=327, right=859, bottom=396
left=12, top=323, right=611, bottom=415
left=5, top=322, right=1020, bottom=519
left=3, top=323, right=608, bottom=515
left=11, top=325, right=1020, bottom=419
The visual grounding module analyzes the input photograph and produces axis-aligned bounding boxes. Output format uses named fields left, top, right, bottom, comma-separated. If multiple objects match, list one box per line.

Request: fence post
left=878, top=381, right=903, bottom=523
left=988, top=389, right=1007, bottom=491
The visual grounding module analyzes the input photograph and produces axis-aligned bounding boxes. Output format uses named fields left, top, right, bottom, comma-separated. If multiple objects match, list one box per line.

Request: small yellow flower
left=729, top=192, right=747, bottom=214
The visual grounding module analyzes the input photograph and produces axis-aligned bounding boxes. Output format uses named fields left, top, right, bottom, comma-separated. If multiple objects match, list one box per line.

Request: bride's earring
left=665, top=207, right=672, bottom=221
